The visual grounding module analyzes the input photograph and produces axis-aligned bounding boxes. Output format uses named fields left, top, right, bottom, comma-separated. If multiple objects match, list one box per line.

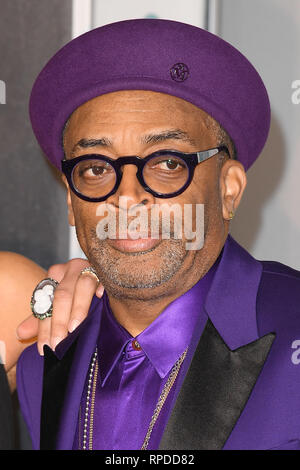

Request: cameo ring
left=31, top=278, right=59, bottom=320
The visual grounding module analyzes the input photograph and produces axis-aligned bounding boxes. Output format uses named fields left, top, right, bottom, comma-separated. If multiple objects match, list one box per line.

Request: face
left=63, top=90, right=246, bottom=301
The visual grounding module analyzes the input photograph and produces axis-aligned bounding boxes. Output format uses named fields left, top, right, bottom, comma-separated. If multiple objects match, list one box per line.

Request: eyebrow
left=141, top=129, right=197, bottom=146
left=70, top=128, right=197, bottom=156
left=71, top=137, right=112, bottom=156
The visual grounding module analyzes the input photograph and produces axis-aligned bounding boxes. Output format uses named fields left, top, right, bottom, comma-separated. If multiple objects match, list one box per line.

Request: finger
left=37, top=317, right=51, bottom=356
left=16, top=265, right=66, bottom=343
left=68, top=274, right=101, bottom=333
left=34, top=264, right=68, bottom=353
left=49, top=285, right=74, bottom=351
left=47, top=263, right=71, bottom=283
left=16, top=315, right=39, bottom=341
left=49, top=259, right=91, bottom=350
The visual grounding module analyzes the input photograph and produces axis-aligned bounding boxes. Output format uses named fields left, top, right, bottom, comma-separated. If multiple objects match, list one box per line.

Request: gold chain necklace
left=141, top=347, right=187, bottom=450
left=80, top=346, right=188, bottom=450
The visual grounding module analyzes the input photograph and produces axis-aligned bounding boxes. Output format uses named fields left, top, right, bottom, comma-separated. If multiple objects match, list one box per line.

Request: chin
left=88, top=239, right=191, bottom=301
left=101, top=274, right=183, bottom=302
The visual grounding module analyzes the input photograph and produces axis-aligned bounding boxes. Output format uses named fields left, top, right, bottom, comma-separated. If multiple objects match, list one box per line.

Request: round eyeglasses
left=61, top=146, right=229, bottom=202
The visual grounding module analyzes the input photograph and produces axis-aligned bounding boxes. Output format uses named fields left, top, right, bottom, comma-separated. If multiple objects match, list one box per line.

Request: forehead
left=66, top=90, right=216, bottom=132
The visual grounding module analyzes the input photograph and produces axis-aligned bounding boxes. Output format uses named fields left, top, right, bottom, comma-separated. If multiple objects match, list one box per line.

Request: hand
left=16, top=258, right=104, bottom=355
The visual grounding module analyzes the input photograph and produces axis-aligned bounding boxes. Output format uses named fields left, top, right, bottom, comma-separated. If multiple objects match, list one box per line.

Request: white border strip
left=72, top=0, right=92, bottom=39
left=207, top=0, right=220, bottom=34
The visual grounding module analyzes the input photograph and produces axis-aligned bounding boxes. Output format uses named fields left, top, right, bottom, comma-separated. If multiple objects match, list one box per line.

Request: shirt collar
left=98, top=254, right=220, bottom=385
left=97, top=294, right=131, bottom=386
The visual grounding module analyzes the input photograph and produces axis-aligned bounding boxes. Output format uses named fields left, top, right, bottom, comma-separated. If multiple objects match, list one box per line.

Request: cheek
left=185, top=169, right=223, bottom=231
left=178, top=172, right=216, bottom=207
left=70, top=196, right=97, bottom=241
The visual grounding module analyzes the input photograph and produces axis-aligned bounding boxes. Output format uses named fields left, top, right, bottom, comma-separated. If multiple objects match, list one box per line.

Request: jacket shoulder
left=261, top=260, right=300, bottom=281
left=17, top=343, right=44, bottom=449
left=257, top=259, right=300, bottom=334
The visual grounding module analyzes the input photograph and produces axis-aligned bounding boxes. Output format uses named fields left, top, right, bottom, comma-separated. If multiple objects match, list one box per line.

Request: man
left=17, top=19, right=300, bottom=450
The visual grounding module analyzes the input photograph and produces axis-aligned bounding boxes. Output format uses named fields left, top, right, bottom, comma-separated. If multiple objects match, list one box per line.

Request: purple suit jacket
left=17, top=236, right=300, bottom=450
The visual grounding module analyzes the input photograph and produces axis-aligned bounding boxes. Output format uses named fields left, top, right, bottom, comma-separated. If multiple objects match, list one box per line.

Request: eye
left=164, top=159, right=179, bottom=170
left=153, top=158, right=185, bottom=171
left=86, top=165, right=106, bottom=176
left=79, top=161, right=112, bottom=178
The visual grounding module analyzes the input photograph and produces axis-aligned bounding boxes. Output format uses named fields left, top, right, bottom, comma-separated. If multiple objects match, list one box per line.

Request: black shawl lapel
left=40, top=341, right=78, bottom=450
left=0, top=364, right=14, bottom=449
left=159, top=319, right=275, bottom=450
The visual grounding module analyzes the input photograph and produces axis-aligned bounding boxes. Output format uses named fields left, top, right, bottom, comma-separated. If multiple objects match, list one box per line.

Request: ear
left=61, top=174, right=75, bottom=226
left=219, top=160, right=247, bottom=220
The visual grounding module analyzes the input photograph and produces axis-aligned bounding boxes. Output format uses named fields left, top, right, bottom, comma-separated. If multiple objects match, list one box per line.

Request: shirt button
left=132, top=340, right=141, bottom=351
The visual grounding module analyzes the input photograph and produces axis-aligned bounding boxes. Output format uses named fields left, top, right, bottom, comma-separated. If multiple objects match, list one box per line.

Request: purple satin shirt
left=73, top=259, right=220, bottom=450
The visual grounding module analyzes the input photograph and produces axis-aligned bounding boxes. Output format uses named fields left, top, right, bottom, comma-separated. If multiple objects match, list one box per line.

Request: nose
left=106, top=163, right=155, bottom=210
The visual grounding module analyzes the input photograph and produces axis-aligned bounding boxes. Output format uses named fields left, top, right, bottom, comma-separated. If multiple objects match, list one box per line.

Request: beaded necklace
left=79, top=346, right=187, bottom=450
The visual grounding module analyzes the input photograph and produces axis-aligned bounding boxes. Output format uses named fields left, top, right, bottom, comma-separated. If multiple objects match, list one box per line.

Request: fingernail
left=97, top=285, right=104, bottom=297
left=38, top=342, right=49, bottom=356
left=68, top=319, right=80, bottom=333
left=50, top=336, right=63, bottom=351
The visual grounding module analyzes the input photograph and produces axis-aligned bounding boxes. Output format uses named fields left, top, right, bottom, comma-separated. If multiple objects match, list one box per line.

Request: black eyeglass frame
left=61, top=145, right=229, bottom=202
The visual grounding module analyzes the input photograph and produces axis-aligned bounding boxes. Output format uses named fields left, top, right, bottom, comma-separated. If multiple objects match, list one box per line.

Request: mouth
left=106, top=232, right=163, bottom=253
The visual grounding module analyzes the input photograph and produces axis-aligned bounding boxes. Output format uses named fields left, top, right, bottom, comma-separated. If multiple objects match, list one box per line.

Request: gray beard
left=85, top=229, right=188, bottom=295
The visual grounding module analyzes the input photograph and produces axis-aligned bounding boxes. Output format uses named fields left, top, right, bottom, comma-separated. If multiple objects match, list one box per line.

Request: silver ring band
left=80, top=266, right=100, bottom=284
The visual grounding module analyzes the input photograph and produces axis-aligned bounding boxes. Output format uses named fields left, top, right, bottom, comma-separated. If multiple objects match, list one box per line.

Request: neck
left=106, top=255, right=213, bottom=337
left=107, top=291, right=181, bottom=337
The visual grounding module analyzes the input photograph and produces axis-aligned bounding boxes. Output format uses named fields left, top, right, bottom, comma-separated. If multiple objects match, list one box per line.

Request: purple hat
left=29, top=18, right=270, bottom=171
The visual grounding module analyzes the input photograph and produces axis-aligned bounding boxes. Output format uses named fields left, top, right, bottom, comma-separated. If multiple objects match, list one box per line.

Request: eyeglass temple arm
left=196, top=146, right=229, bottom=163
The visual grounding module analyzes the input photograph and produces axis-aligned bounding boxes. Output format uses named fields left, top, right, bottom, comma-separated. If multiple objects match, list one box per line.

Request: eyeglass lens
left=72, top=154, right=190, bottom=198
